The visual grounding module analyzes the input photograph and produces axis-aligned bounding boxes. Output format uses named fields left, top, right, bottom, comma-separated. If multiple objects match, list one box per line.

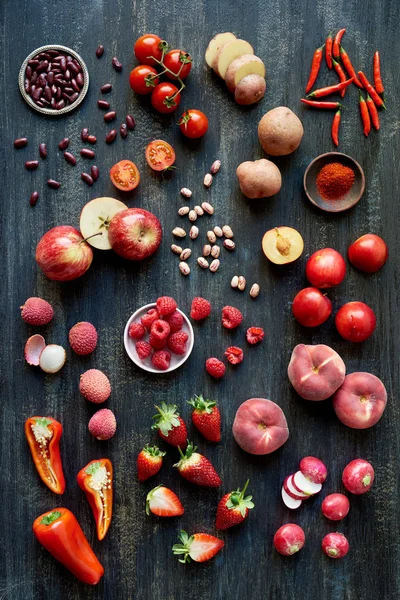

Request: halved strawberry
left=137, top=444, right=166, bottom=481
left=152, top=403, right=187, bottom=448
left=216, top=480, right=254, bottom=530
left=187, top=394, right=221, bottom=442
left=172, top=530, right=224, bottom=563
left=174, top=441, right=221, bottom=487
left=146, top=485, right=184, bottom=517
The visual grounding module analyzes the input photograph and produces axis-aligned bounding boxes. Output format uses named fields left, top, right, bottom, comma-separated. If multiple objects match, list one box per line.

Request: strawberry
left=174, top=441, right=221, bottom=487
left=187, top=394, right=221, bottom=442
left=137, top=444, right=166, bottom=481
left=172, top=530, right=224, bottom=563
left=215, top=480, right=255, bottom=530
left=146, top=485, right=184, bottom=517
left=152, top=403, right=187, bottom=448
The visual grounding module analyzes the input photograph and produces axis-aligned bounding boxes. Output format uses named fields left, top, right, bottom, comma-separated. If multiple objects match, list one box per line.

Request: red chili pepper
left=373, top=51, right=384, bottom=94
left=301, top=99, right=342, bottom=109
left=332, top=57, right=347, bottom=97
left=33, top=508, right=104, bottom=585
left=25, top=416, right=65, bottom=494
left=325, top=32, right=333, bottom=69
left=77, top=458, right=113, bottom=541
left=307, top=77, right=354, bottom=98
left=358, top=71, right=385, bottom=107
left=305, top=44, right=325, bottom=94
left=333, top=28, right=346, bottom=59
left=339, top=47, right=363, bottom=88
left=366, top=93, right=380, bottom=130
left=359, top=91, right=371, bottom=136
left=331, top=109, right=341, bottom=146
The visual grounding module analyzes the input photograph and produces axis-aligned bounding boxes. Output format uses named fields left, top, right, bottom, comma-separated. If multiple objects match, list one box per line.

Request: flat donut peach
left=232, top=398, right=289, bottom=455
left=288, top=344, right=346, bottom=401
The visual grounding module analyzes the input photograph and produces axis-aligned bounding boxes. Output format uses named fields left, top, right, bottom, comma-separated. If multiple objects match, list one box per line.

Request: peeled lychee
left=88, top=408, right=116, bottom=440
left=80, top=369, right=111, bottom=403
left=21, top=297, right=54, bottom=326
left=39, top=344, right=66, bottom=373
left=69, top=322, right=98, bottom=355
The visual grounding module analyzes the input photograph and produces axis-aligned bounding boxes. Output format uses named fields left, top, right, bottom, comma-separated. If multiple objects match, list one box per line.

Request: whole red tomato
left=179, top=110, right=209, bottom=139
left=151, top=82, right=181, bottom=114
left=335, top=301, right=376, bottom=342
left=306, top=248, right=346, bottom=288
left=134, top=34, right=164, bottom=66
left=129, top=65, right=159, bottom=95
left=164, top=49, right=192, bottom=80
left=292, top=287, right=332, bottom=327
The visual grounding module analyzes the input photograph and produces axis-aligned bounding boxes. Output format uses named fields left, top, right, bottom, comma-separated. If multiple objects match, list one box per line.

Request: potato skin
left=236, top=159, right=281, bottom=199
left=234, top=75, right=266, bottom=105
left=225, top=54, right=265, bottom=92
left=258, top=107, right=304, bottom=156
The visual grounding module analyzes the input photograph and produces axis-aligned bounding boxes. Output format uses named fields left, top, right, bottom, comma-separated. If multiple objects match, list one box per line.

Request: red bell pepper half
left=77, top=458, right=113, bottom=540
left=25, top=416, right=66, bottom=494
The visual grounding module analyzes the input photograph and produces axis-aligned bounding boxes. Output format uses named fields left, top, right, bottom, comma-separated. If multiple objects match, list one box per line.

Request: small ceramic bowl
left=304, top=152, right=365, bottom=213
left=124, top=303, right=194, bottom=374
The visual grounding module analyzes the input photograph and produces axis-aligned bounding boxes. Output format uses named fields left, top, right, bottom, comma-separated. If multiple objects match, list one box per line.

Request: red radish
left=281, top=486, right=302, bottom=509
left=172, top=530, right=224, bottom=563
left=273, top=524, right=305, bottom=556
left=322, top=532, right=349, bottom=559
left=292, top=287, right=332, bottom=327
left=348, top=234, right=388, bottom=273
left=284, top=476, right=308, bottom=500
left=24, top=334, right=46, bottom=366
left=145, top=485, right=184, bottom=517
left=335, top=301, right=376, bottom=342
left=299, top=456, right=328, bottom=484
left=342, top=459, right=374, bottom=494
left=321, top=494, right=350, bottom=520
left=293, top=471, right=322, bottom=495
left=306, top=248, right=346, bottom=288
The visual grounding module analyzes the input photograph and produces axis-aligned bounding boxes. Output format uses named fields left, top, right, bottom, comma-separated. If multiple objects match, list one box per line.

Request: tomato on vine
left=134, top=34, right=167, bottom=66
left=151, top=82, right=181, bottom=114
left=179, top=110, right=209, bottom=138
left=145, top=140, right=176, bottom=171
left=164, top=49, right=192, bottom=80
left=129, top=65, right=159, bottom=95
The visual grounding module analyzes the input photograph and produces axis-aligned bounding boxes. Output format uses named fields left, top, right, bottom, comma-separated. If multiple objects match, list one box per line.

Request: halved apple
left=262, top=226, right=304, bottom=265
left=80, top=197, right=127, bottom=250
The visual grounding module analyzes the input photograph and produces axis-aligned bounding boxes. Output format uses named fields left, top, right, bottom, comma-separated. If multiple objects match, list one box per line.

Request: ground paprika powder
left=316, top=162, right=355, bottom=200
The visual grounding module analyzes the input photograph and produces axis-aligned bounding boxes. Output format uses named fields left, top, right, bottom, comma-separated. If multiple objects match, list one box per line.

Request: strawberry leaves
left=226, top=480, right=255, bottom=518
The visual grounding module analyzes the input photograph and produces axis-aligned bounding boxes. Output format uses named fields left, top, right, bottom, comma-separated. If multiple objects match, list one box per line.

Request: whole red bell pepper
left=77, top=458, right=113, bottom=541
left=33, top=508, right=104, bottom=585
left=25, top=416, right=65, bottom=494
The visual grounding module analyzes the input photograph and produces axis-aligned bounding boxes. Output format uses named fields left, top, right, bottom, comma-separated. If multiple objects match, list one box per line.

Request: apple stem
left=80, top=232, right=103, bottom=245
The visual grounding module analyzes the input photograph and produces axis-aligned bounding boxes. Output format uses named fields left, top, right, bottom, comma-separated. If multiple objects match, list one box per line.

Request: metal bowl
left=304, top=152, right=365, bottom=213
left=18, top=44, right=89, bottom=116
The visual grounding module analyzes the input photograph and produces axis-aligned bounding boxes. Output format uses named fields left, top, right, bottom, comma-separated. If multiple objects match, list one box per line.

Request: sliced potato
left=205, top=32, right=236, bottom=68
left=234, top=74, right=266, bottom=105
left=225, top=54, right=265, bottom=92
left=213, top=39, right=254, bottom=79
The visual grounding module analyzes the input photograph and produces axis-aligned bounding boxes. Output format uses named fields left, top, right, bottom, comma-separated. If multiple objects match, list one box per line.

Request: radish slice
left=287, top=474, right=309, bottom=499
left=283, top=476, right=307, bottom=500
left=282, top=486, right=302, bottom=509
left=24, top=334, right=46, bottom=366
left=293, top=470, right=322, bottom=495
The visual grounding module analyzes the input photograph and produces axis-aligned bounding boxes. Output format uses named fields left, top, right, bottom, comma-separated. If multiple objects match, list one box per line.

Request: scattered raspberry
left=88, top=408, right=116, bottom=440
left=222, top=306, right=243, bottom=329
left=152, top=349, right=171, bottom=370
left=136, top=341, right=152, bottom=359
left=79, top=369, right=111, bottom=403
left=128, top=322, right=146, bottom=340
left=168, top=331, right=189, bottom=355
left=149, top=320, right=171, bottom=349
left=69, top=322, right=98, bottom=355
left=156, top=296, right=178, bottom=317
left=20, top=297, right=54, bottom=326
left=164, top=310, right=184, bottom=333
left=206, top=357, right=226, bottom=378
left=246, top=327, right=265, bottom=344
left=190, top=297, right=211, bottom=320
left=141, top=308, right=160, bottom=330
left=225, top=346, right=244, bottom=365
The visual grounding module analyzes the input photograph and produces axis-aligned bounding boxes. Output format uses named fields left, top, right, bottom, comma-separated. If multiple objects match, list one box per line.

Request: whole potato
left=258, top=107, right=304, bottom=156
left=234, top=74, right=266, bottom=105
left=236, top=158, right=281, bottom=199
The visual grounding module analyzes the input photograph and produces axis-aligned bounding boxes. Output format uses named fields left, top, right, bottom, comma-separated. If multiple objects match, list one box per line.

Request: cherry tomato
left=129, top=65, right=159, bottom=95
left=179, top=109, right=209, bottom=139
left=164, top=49, right=192, bottom=80
left=151, top=82, right=181, bottom=114
left=134, top=34, right=164, bottom=66
left=145, top=140, right=175, bottom=171
left=109, top=160, right=140, bottom=191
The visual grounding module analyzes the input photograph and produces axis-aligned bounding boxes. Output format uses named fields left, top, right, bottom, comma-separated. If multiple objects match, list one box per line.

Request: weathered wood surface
left=0, top=0, right=399, bottom=598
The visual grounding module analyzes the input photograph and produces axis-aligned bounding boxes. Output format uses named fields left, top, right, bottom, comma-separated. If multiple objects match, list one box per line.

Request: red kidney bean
left=112, top=57, right=122, bottom=72
left=69, top=62, right=80, bottom=75
left=36, top=100, right=45, bottom=107
left=87, top=135, right=97, bottom=144
left=71, top=79, right=80, bottom=92
left=58, top=138, right=70, bottom=150
left=120, top=123, right=128, bottom=138
left=41, top=98, right=51, bottom=107
left=30, top=191, right=39, bottom=207
left=24, top=79, right=30, bottom=93
left=69, top=92, right=79, bottom=103
left=36, top=60, right=49, bottom=73
left=26, top=66, right=32, bottom=78
left=80, top=148, right=95, bottom=159
left=81, top=172, right=93, bottom=186
left=64, top=70, right=71, bottom=81
left=91, top=165, right=99, bottom=181
left=76, top=73, right=84, bottom=88
left=63, top=87, right=74, bottom=95
left=47, top=72, right=54, bottom=85
left=44, top=86, right=52, bottom=102
left=14, top=137, right=28, bottom=149
left=51, top=97, right=56, bottom=108
left=39, top=52, right=51, bottom=60
left=28, top=59, right=39, bottom=68
left=96, top=45, right=104, bottom=58
left=100, top=83, right=112, bottom=93
left=60, top=57, right=67, bottom=71
left=32, top=88, right=43, bottom=101
left=97, top=100, right=110, bottom=109
left=105, top=129, right=117, bottom=144
left=126, top=114, right=135, bottom=130
left=37, top=73, right=47, bottom=87
left=25, top=160, right=39, bottom=170
left=64, top=151, right=77, bottom=165
left=47, top=179, right=61, bottom=189
left=30, top=72, right=38, bottom=85
left=56, top=87, right=62, bottom=100
left=81, top=129, right=89, bottom=142
left=39, top=143, right=47, bottom=159
left=104, top=110, right=116, bottom=122
left=48, top=50, right=59, bottom=57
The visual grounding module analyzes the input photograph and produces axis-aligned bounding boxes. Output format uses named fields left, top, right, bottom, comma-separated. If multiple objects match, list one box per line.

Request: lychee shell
left=80, top=369, right=111, bottom=403
left=88, top=408, right=116, bottom=440
left=69, top=321, right=98, bottom=355
left=21, top=297, right=54, bottom=326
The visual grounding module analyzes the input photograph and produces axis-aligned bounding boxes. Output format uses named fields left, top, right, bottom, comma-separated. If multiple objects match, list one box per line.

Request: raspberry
left=225, top=346, right=244, bottom=365
left=168, top=331, right=189, bottom=355
left=206, top=357, right=226, bottom=378
left=164, top=310, right=184, bottom=333
left=136, top=341, right=152, bottom=359
left=149, top=320, right=171, bottom=349
left=156, top=296, right=178, bottom=317
left=141, top=308, right=160, bottom=330
left=128, top=322, right=146, bottom=340
left=151, top=350, right=171, bottom=370
left=246, top=327, right=265, bottom=344
left=222, top=306, right=243, bottom=329
left=190, top=297, right=211, bottom=320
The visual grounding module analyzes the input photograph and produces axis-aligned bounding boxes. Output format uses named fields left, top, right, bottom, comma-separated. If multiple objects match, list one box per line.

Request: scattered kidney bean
left=125, top=114, right=135, bottom=130
left=39, top=143, right=47, bottom=159
left=104, top=110, right=116, bottom=122
left=100, top=83, right=112, bottom=93
left=47, top=179, right=61, bottom=189
left=91, top=165, right=99, bottom=181
left=112, top=57, right=122, bottom=72
left=81, top=172, right=93, bottom=186
left=30, top=191, right=39, bottom=207
left=96, top=45, right=104, bottom=58
left=80, top=148, right=95, bottom=159
left=87, top=135, right=97, bottom=144
left=105, top=129, right=117, bottom=144
left=14, top=137, right=28, bottom=149
left=97, top=100, right=110, bottom=109
left=58, top=137, right=70, bottom=150
left=120, top=123, right=128, bottom=138
left=25, top=160, right=39, bottom=170
left=81, top=128, right=89, bottom=142
left=64, top=151, right=77, bottom=166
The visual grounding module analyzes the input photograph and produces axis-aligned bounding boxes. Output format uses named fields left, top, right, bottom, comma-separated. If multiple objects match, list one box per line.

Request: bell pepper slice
left=25, top=416, right=66, bottom=494
left=33, top=507, right=104, bottom=585
left=77, top=458, right=113, bottom=540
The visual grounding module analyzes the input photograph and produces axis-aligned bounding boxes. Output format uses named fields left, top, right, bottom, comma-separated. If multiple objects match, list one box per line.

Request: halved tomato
left=109, top=160, right=140, bottom=191
left=145, top=140, right=176, bottom=171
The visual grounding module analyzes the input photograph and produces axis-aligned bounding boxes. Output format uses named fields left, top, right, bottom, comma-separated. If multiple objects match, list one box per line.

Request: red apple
left=36, top=226, right=93, bottom=281
left=306, top=248, right=346, bottom=288
left=335, top=301, right=376, bottom=342
left=292, top=287, right=332, bottom=327
left=108, top=208, right=162, bottom=260
left=333, top=372, right=387, bottom=429
left=348, top=234, right=388, bottom=273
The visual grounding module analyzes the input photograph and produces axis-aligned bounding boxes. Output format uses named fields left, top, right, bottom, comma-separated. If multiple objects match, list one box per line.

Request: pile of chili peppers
left=301, top=29, right=385, bottom=146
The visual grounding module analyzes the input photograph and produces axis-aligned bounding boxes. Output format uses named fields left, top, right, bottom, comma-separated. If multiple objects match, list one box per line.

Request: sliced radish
left=282, top=486, right=302, bottom=509
left=287, top=474, right=309, bottom=499
left=24, top=334, right=46, bottom=366
left=293, top=470, right=322, bottom=495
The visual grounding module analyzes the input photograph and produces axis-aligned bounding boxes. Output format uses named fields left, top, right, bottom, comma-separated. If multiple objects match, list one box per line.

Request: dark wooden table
left=1, top=0, right=399, bottom=598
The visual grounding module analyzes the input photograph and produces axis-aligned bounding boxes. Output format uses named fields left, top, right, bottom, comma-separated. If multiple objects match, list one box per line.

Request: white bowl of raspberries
left=124, top=296, right=194, bottom=373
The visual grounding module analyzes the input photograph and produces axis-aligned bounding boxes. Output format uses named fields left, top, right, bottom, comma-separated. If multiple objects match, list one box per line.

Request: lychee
left=69, top=322, right=98, bottom=355
left=24, top=334, right=46, bottom=366
left=80, top=369, right=111, bottom=403
left=21, top=297, right=54, bottom=326
left=88, top=408, right=116, bottom=440
left=39, top=344, right=66, bottom=373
